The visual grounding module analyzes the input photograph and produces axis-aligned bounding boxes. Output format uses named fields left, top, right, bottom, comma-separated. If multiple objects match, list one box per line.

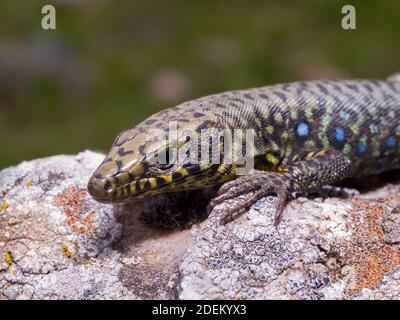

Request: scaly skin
left=88, top=75, right=400, bottom=225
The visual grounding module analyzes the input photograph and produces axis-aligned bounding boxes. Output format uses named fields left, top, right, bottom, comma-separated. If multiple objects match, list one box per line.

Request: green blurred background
left=1, top=0, right=399, bottom=169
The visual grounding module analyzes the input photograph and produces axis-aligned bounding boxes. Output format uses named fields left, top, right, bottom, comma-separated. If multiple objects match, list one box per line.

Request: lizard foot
left=208, top=149, right=354, bottom=226
left=207, top=171, right=290, bottom=225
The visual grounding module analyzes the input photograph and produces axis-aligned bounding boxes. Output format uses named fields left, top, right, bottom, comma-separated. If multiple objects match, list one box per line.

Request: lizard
left=88, top=74, right=400, bottom=225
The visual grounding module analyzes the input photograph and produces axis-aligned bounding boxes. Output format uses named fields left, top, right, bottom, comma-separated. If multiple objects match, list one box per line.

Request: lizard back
left=205, top=79, right=400, bottom=176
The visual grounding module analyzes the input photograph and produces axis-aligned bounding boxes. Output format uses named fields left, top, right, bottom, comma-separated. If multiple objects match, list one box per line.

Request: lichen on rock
left=0, top=151, right=399, bottom=299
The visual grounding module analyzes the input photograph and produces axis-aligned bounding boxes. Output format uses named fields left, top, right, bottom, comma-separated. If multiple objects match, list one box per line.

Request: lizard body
left=88, top=76, right=400, bottom=224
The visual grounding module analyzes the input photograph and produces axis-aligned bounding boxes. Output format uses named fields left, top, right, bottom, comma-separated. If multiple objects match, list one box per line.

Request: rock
left=1, top=151, right=399, bottom=299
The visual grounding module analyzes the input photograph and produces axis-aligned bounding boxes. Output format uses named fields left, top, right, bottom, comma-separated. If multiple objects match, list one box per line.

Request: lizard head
left=88, top=107, right=235, bottom=203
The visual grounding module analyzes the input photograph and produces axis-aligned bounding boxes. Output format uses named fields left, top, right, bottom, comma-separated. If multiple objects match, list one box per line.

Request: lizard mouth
left=87, top=179, right=111, bottom=203
left=88, top=163, right=209, bottom=203
left=117, top=166, right=212, bottom=201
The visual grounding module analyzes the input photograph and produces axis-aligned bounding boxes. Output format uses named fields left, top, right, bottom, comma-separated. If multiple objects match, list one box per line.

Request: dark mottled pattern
left=88, top=77, right=400, bottom=223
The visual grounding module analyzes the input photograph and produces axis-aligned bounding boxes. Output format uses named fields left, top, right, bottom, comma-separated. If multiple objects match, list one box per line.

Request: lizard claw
left=272, top=193, right=287, bottom=226
left=207, top=172, right=290, bottom=226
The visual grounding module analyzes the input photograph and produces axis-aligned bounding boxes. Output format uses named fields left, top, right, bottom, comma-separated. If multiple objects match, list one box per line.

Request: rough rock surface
left=0, top=151, right=399, bottom=299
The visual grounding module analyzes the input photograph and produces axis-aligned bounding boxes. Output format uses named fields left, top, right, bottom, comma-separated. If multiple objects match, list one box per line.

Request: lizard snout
left=87, top=175, right=114, bottom=203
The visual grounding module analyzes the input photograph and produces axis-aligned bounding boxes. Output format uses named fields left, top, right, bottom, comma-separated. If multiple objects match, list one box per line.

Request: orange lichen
left=345, top=199, right=400, bottom=295
left=54, top=185, right=95, bottom=234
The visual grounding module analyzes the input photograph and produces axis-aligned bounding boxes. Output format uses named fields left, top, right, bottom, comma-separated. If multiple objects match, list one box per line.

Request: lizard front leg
left=209, top=150, right=354, bottom=225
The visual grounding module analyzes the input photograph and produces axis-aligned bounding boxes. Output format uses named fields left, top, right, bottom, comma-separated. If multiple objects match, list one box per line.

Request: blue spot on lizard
left=335, top=127, right=345, bottom=142
left=296, top=122, right=309, bottom=137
